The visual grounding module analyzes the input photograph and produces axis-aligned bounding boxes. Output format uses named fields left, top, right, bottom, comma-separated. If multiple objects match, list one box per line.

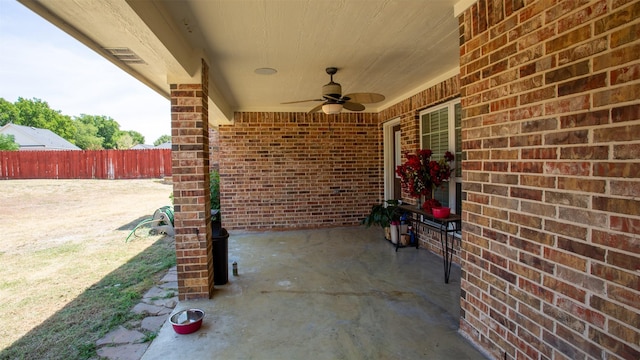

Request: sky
left=0, top=1, right=171, bottom=144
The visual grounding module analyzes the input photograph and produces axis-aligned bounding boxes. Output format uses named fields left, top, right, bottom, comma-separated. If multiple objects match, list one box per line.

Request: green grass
left=0, top=236, right=176, bottom=360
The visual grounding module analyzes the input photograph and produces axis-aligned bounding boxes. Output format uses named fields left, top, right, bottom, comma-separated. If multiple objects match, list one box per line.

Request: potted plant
left=361, top=200, right=400, bottom=240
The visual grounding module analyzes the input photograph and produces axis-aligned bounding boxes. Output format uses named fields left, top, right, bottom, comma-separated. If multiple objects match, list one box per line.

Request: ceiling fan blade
left=308, top=103, right=324, bottom=113
left=323, top=94, right=341, bottom=102
left=343, top=93, right=385, bottom=104
left=343, top=102, right=365, bottom=111
left=281, top=99, right=324, bottom=104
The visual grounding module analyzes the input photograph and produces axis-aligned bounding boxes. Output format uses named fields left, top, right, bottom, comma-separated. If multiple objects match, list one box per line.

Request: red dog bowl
left=170, top=309, right=205, bottom=334
left=432, top=207, right=450, bottom=219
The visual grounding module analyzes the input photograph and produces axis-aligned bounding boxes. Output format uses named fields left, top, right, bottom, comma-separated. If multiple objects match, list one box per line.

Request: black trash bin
left=211, top=210, right=222, bottom=236
left=212, top=228, right=229, bottom=285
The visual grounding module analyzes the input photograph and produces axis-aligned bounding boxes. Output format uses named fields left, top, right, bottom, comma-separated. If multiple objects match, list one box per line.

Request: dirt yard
left=0, top=179, right=174, bottom=351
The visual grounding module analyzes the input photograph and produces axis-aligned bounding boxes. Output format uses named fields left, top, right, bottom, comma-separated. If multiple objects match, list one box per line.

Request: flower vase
left=416, top=195, right=423, bottom=209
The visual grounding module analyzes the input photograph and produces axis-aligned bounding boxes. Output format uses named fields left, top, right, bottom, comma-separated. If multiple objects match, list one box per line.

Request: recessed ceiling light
left=254, top=67, right=277, bottom=75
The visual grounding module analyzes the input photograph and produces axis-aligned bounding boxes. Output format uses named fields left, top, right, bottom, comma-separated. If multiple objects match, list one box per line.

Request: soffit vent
left=104, top=47, right=146, bottom=64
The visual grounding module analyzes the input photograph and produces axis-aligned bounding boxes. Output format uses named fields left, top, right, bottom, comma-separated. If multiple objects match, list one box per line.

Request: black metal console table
left=397, top=204, right=462, bottom=284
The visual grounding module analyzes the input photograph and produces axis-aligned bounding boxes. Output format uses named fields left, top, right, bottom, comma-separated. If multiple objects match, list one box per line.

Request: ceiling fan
left=282, top=67, right=385, bottom=114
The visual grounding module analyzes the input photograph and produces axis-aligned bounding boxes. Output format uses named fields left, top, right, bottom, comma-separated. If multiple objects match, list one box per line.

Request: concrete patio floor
left=141, top=226, right=489, bottom=360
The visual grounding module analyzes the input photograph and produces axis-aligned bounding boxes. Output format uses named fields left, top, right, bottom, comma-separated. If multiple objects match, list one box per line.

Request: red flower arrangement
left=395, top=149, right=455, bottom=199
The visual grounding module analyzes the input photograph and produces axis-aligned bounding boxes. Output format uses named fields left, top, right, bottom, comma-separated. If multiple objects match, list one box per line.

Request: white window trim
left=419, top=98, right=461, bottom=214
left=383, top=117, right=401, bottom=201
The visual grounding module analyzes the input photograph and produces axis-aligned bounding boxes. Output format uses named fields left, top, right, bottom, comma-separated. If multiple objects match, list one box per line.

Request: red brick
left=608, top=251, right=640, bottom=272
left=597, top=211, right=637, bottom=237
left=519, top=277, right=554, bottom=303
left=545, top=60, right=590, bottom=84
left=510, top=134, right=542, bottom=147
left=607, top=282, right=640, bottom=309
left=519, top=252, right=554, bottom=274
left=590, top=327, right=640, bottom=360
left=545, top=248, right=587, bottom=271
left=511, top=162, right=544, bottom=174
left=522, top=117, right=558, bottom=132
left=593, top=83, right=640, bottom=107
left=556, top=0, right=607, bottom=33
left=593, top=43, right=640, bottom=71
left=559, top=145, right=609, bottom=160
left=557, top=36, right=608, bottom=65
left=520, top=86, right=556, bottom=105
left=542, top=328, right=586, bottom=360
left=484, top=161, right=509, bottom=172
left=521, top=148, right=558, bottom=160
left=546, top=220, right=588, bottom=240
left=614, top=144, right=640, bottom=160
left=557, top=265, right=605, bottom=293
left=545, top=161, right=591, bottom=176
left=509, top=44, right=544, bottom=67
left=556, top=322, right=603, bottom=358
left=608, top=319, right=640, bottom=348
left=611, top=63, right=640, bottom=85
left=594, top=0, right=640, bottom=35
left=557, top=237, right=606, bottom=261
left=594, top=124, right=640, bottom=143
left=592, top=230, right=640, bottom=254
left=590, top=295, right=640, bottom=329
left=612, top=103, right=640, bottom=123
left=521, top=227, right=555, bottom=246
left=510, top=104, right=544, bottom=120
left=593, top=196, right=640, bottom=216
left=518, top=24, right=557, bottom=50
left=558, top=207, right=608, bottom=228
left=544, top=130, right=589, bottom=145
left=546, top=25, right=591, bottom=53
left=558, top=73, right=608, bottom=96
left=556, top=297, right=605, bottom=329
left=543, top=302, right=586, bottom=333
left=510, top=187, right=543, bottom=201
left=544, top=94, right=591, bottom=115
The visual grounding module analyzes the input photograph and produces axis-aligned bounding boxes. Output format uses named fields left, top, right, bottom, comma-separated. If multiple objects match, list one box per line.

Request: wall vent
left=104, top=47, right=146, bottom=64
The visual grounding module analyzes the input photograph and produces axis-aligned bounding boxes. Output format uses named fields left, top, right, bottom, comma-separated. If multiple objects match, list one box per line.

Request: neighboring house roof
left=0, top=123, right=81, bottom=151
left=130, top=142, right=171, bottom=149
left=131, top=144, right=156, bottom=149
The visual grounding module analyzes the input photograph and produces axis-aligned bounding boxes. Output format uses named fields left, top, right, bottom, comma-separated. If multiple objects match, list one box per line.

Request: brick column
left=171, top=59, right=213, bottom=300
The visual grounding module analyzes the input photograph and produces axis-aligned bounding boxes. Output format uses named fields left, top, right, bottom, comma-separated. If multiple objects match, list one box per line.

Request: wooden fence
left=0, top=149, right=172, bottom=180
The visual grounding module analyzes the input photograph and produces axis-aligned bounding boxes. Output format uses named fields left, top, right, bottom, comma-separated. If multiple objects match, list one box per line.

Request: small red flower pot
left=431, top=207, right=450, bottom=219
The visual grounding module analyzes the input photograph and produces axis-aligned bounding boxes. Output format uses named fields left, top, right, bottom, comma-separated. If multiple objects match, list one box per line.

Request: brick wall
left=458, top=1, right=640, bottom=359
left=218, top=112, right=380, bottom=230
left=171, top=59, right=214, bottom=300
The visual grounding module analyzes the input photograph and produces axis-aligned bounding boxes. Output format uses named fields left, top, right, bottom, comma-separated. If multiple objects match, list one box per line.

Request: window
left=420, top=99, right=462, bottom=215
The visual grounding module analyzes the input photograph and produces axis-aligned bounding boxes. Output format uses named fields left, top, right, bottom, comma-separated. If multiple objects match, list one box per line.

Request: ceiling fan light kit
left=322, top=103, right=343, bottom=114
left=282, top=67, right=385, bottom=114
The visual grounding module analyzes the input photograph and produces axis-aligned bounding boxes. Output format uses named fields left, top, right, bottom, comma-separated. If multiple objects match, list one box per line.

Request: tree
left=73, top=121, right=104, bottom=150
left=0, top=98, right=19, bottom=126
left=0, top=98, right=149, bottom=150
left=123, top=130, right=144, bottom=145
left=0, top=134, right=19, bottom=150
left=115, top=133, right=135, bottom=149
left=154, top=134, right=171, bottom=146
left=75, top=114, right=121, bottom=149
left=13, top=98, right=77, bottom=141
